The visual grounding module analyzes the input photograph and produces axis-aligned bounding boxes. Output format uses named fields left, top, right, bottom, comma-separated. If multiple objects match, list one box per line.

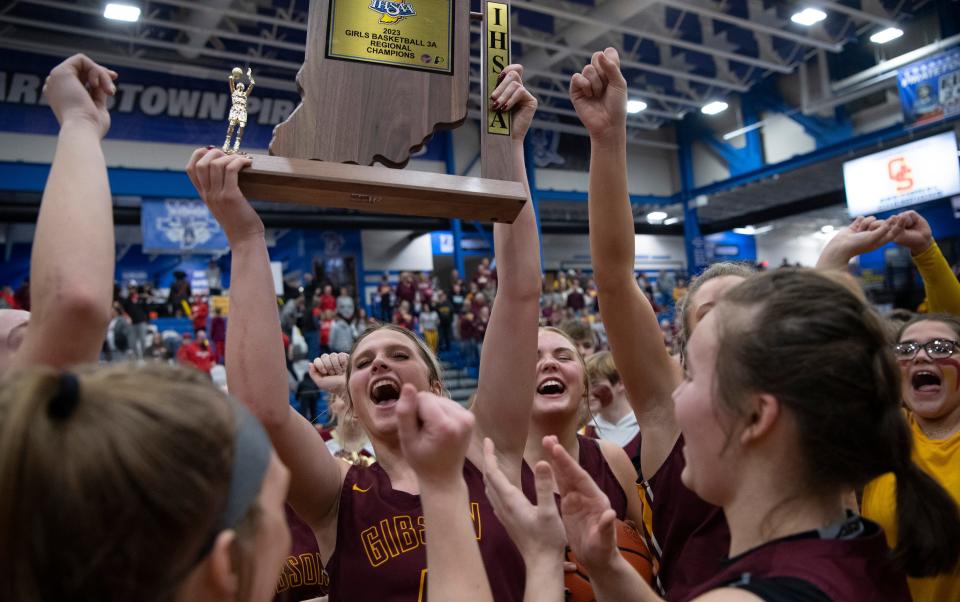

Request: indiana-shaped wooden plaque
left=271, top=0, right=469, bottom=167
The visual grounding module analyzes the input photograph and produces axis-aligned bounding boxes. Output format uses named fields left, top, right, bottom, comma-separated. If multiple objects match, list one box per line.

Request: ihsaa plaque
left=327, top=0, right=454, bottom=74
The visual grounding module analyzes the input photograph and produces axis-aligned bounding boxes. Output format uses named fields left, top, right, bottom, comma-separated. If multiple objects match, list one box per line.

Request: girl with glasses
left=864, top=313, right=960, bottom=602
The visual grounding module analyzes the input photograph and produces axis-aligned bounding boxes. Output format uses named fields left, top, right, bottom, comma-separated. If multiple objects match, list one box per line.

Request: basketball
left=231, top=67, right=243, bottom=79
left=564, top=519, right=654, bottom=601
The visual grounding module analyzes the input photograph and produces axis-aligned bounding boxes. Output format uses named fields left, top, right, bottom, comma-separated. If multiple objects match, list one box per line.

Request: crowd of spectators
left=1, top=253, right=773, bottom=418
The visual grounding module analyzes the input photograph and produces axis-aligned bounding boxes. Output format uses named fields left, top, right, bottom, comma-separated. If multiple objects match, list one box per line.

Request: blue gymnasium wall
left=1, top=229, right=363, bottom=291
left=705, top=231, right=758, bottom=264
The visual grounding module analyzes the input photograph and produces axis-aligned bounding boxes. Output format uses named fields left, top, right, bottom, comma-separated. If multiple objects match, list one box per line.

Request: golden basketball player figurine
left=223, top=67, right=255, bottom=154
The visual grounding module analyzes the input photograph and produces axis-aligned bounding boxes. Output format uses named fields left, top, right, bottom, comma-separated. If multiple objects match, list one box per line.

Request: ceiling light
left=820, top=225, right=835, bottom=233
left=626, top=99, right=647, bottom=114
left=646, top=211, right=668, bottom=223
left=791, top=8, right=827, bottom=26
left=701, top=101, right=728, bottom=115
left=722, top=121, right=765, bottom=141
left=104, top=3, right=141, bottom=22
left=663, top=217, right=680, bottom=225
left=733, top=225, right=774, bottom=236
left=870, top=27, right=903, bottom=44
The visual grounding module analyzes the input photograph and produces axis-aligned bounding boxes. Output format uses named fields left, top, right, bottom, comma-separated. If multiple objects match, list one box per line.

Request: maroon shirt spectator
left=459, top=311, right=478, bottom=341
left=13, top=279, right=30, bottom=311
left=471, top=292, right=488, bottom=316
left=475, top=306, right=490, bottom=343
left=416, top=272, right=433, bottom=304
left=567, top=288, right=586, bottom=312
left=210, top=310, right=226, bottom=363
left=395, top=273, right=417, bottom=305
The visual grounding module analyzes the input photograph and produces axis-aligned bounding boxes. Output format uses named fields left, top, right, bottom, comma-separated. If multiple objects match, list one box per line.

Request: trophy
left=223, top=67, right=255, bottom=154
left=233, top=0, right=526, bottom=223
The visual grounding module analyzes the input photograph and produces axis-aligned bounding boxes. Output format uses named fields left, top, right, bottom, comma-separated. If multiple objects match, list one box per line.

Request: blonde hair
left=0, top=363, right=262, bottom=602
left=585, top=350, right=620, bottom=386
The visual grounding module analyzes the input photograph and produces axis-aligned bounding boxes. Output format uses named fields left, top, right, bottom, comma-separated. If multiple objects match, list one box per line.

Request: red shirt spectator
left=319, top=312, right=334, bottom=349
left=318, top=284, right=337, bottom=313
left=0, top=286, right=18, bottom=310
left=191, top=297, right=209, bottom=333
left=393, top=303, right=415, bottom=330
left=176, top=332, right=215, bottom=374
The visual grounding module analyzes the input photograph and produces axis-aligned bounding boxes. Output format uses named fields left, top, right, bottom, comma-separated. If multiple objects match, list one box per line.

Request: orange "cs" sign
left=887, top=156, right=914, bottom=192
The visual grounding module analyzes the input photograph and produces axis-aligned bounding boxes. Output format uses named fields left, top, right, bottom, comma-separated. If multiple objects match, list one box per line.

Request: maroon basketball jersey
left=273, top=505, right=329, bottom=601
left=680, top=519, right=910, bottom=602
left=577, top=435, right=628, bottom=521
left=646, top=435, right=730, bottom=600
left=324, top=459, right=526, bottom=601
left=583, top=425, right=642, bottom=463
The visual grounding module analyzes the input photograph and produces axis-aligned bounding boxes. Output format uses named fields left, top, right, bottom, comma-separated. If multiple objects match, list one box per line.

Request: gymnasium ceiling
left=0, top=0, right=953, bottom=231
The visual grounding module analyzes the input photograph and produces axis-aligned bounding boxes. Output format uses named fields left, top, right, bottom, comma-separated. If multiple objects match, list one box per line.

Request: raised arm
left=11, top=55, right=118, bottom=371
left=470, top=65, right=542, bottom=476
left=246, top=67, right=255, bottom=96
left=398, top=385, right=493, bottom=602
left=815, top=215, right=901, bottom=271
left=895, top=210, right=960, bottom=315
left=571, top=48, right=679, bottom=477
left=186, top=148, right=346, bottom=531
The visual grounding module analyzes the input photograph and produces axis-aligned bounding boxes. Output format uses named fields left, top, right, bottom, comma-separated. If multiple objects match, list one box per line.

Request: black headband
left=47, top=372, right=80, bottom=420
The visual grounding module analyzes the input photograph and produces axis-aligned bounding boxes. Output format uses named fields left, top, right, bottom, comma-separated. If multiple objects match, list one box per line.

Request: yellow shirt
left=862, top=413, right=960, bottom=602
left=912, top=242, right=960, bottom=315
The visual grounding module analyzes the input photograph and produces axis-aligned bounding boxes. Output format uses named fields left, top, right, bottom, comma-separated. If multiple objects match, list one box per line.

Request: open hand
left=543, top=435, right=619, bottom=571
left=483, top=438, right=566, bottom=562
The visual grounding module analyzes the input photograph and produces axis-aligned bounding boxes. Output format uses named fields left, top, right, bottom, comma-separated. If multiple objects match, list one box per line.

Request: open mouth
left=911, top=370, right=942, bottom=394
left=370, top=378, right=401, bottom=405
left=536, top=378, right=567, bottom=397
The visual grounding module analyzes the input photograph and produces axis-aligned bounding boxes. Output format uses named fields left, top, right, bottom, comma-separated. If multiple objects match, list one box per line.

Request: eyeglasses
left=892, top=339, right=960, bottom=360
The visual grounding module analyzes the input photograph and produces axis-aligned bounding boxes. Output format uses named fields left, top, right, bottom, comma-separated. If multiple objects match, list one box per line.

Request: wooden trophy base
left=237, top=154, right=526, bottom=223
